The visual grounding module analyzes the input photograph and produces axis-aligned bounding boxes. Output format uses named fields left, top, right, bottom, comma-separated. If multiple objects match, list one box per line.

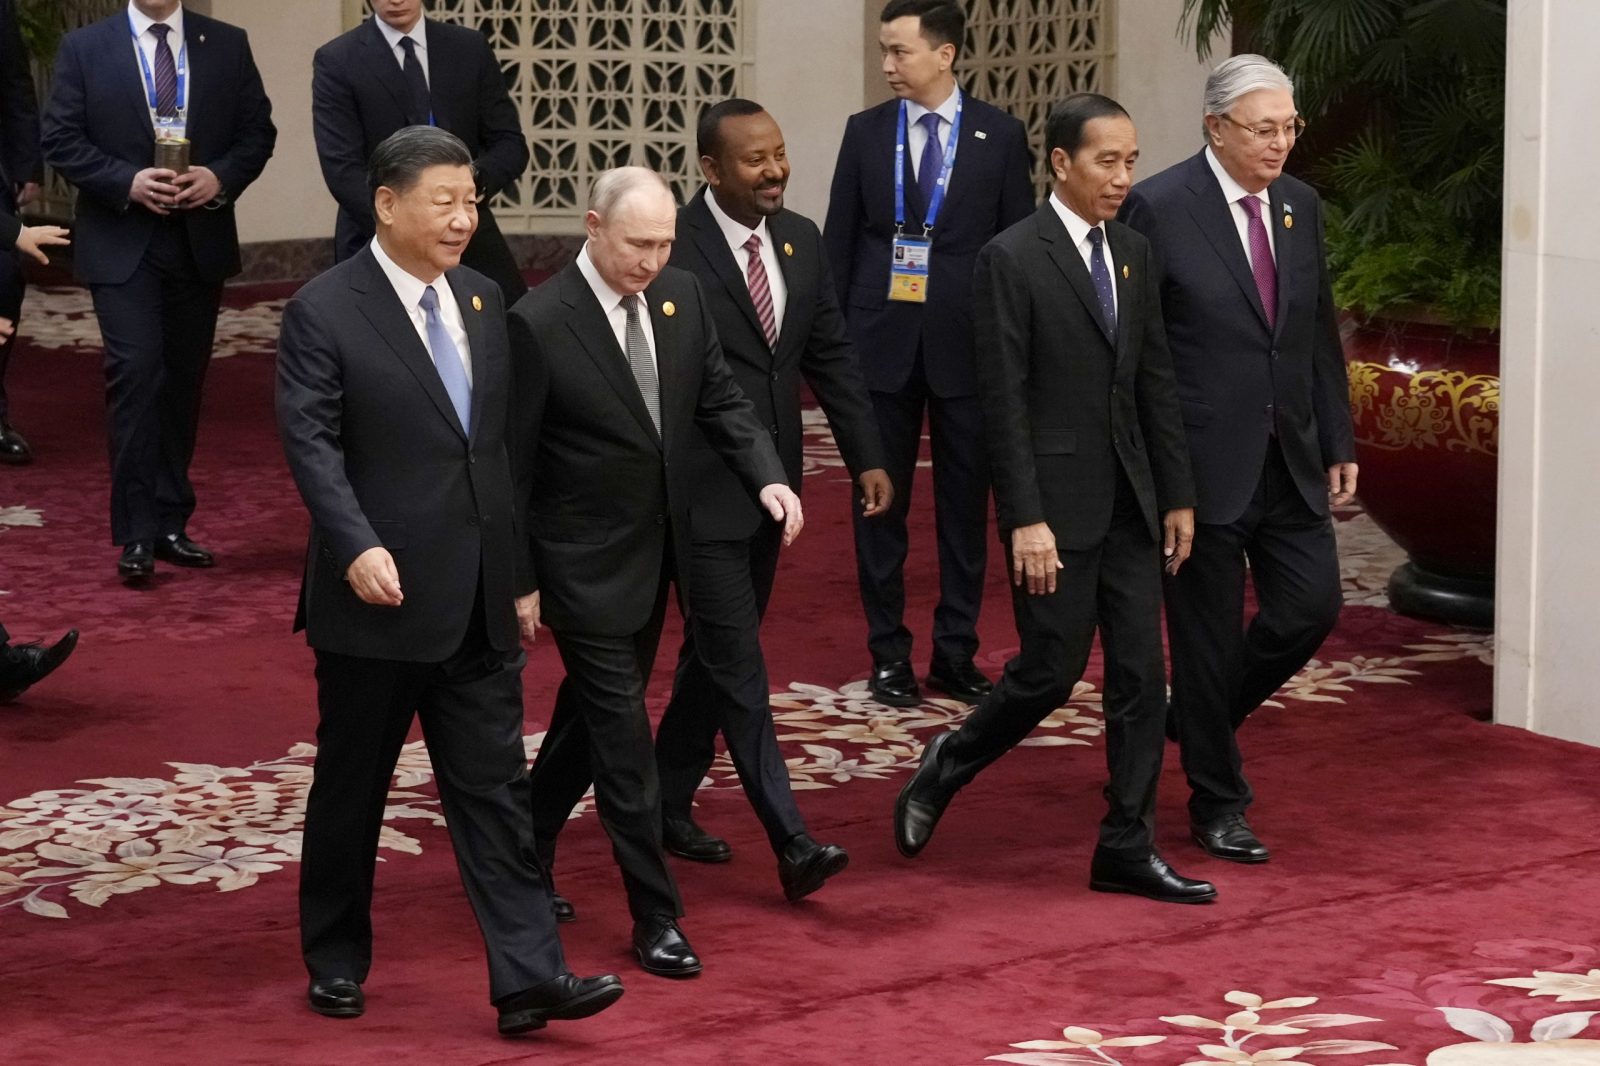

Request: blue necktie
left=150, top=23, right=178, bottom=118
left=916, top=112, right=943, bottom=214
left=1087, top=227, right=1116, bottom=340
left=419, top=286, right=472, bottom=433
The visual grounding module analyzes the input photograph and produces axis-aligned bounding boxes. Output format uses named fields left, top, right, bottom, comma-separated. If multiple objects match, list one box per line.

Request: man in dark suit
left=313, top=0, right=529, bottom=304
left=509, top=167, right=803, bottom=977
left=277, top=126, right=622, bottom=1035
left=893, top=94, right=1216, bottom=905
left=1119, top=55, right=1356, bottom=864
left=825, top=0, right=1035, bottom=708
left=42, top=0, right=276, bottom=581
left=640, top=99, right=889, bottom=891
left=0, top=0, right=42, bottom=463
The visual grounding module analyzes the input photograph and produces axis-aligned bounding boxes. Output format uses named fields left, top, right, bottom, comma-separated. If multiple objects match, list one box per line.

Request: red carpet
left=3, top=284, right=1598, bottom=1065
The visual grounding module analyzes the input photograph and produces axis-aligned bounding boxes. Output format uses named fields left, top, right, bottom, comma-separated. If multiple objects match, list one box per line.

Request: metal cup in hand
left=154, top=137, right=190, bottom=176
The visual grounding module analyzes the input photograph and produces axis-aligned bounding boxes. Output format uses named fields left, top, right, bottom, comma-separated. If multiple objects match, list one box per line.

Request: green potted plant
left=1178, top=0, right=1506, bottom=627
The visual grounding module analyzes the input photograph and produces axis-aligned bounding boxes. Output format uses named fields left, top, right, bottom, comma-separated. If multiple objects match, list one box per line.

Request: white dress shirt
left=575, top=243, right=658, bottom=373
left=703, top=186, right=787, bottom=338
left=373, top=13, right=430, bottom=83
left=370, top=237, right=473, bottom=387
left=906, top=84, right=960, bottom=182
left=1048, top=192, right=1118, bottom=320
left=1204, top=146, right=1276, bottom=267
left=127, top=1, right=188, bottom=124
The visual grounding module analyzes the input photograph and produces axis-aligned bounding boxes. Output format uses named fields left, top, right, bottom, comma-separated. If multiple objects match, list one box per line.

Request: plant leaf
left=23, top=893, right=68, bottom=918
left=1299, top=1039, right=1402, bottom=1055
left=1437, top=1007, right=1513, bottom=1042
left=1531, top=1011, right=1597, bottom=1042
left=1279, top=1014, right=1384, bottom=1028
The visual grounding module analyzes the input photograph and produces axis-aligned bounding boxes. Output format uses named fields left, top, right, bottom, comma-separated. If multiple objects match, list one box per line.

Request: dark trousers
left=0, top=199, right=21, bottom=424
left=299, top=614, right=564, bottom=1002
left=934, top=479, right=1168, bottom=856
left=89, top=221, right=222, bottom=545
left=654, top=522, right=807, bottom=853
left=528, top=565, right=684, bottom=923
left=1166, top=440, right=1343, bottom=822
left=854, top=352, right=990, bottom=665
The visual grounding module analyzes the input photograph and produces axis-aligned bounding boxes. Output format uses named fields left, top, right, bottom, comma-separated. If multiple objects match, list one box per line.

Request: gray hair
left=368, top=125, right=474, bottom=197
left=588, top=166, right=675, bottom=217
left=1203, top=53, right=1295, bottom=118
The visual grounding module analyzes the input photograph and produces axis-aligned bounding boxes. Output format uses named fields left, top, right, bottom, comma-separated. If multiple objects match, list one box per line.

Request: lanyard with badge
left=131, top=14, right=188, bottom=143
left=889, top=91, right=962, bottom=304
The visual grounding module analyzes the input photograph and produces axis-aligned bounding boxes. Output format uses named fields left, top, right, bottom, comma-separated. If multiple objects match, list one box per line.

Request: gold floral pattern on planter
left=1347, top=363, right=1499, bottom=456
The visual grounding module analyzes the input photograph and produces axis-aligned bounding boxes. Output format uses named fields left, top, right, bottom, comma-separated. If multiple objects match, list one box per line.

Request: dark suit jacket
left=276, top=248, right=518, bottom=661
left=0, top=0, right=41, bottom=195
left=508, top=262, right=787, bottom=637
left=976, top=204, right=1193, bottom=550
left=1119, top=150, right=1354, bottom=525
left=670, top=190, right=884, bottom=541
left=40, top=11, right=276, bottom=286
left=823, top=91, right=1034, bottom=398
left=312, top=18, right=528, bottom=266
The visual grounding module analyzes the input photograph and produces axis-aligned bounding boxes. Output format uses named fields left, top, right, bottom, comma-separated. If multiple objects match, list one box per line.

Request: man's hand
left=130, top=168, right=181, bottom=214
left=14, top=224, right=70, bottom=266
left=1011, top=521, right=1063, bottom=595
left=345, top=546, right=403, bottom=607
left=0, top=316, right=12, bottom=340
left=173, top=166, right=222, bottom=208
left=759, top=483, right=805, bottom=546
left=16, top=182, right=40, bottom=208
left=1327, top=462, right=1359, bottom=507
left=515, top=592, right=541, bottom=644
left=858, top=468, right=893, bottom=518
left=1162, top=507, right=1195, bottom=576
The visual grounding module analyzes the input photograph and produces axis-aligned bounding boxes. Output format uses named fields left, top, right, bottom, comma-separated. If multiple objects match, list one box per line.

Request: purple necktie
left=1239, top=196, right=1277, bottom=329
left=150, top=23, right=178, bottom=118
left=743, top=234, right=778, bottom=349
left=916, top=112, right=943, bottom=213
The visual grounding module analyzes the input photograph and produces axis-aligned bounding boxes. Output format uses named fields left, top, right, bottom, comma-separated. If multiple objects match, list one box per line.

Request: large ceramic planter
left=1342, top=314, right=1499, bottom=627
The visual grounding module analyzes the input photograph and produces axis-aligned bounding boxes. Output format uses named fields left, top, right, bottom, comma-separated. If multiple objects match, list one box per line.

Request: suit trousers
left=854, top=349, right=990, bottom=665
left=933, top=477, right=1168, bottom=856
left=89, top=219, right=221, bottom=545
left=299, top=608, right=565, bottom=1003
left=0, top=199, right=21, bottom=423
left=528, top=563, right=684, bottom=923
left=1165, top=438, right=1343, bottom=822
left=654, top=521, right=807, bottom=852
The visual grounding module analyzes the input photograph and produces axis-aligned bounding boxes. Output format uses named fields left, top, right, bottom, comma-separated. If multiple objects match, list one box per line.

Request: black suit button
left=771, top=371, right=779, bottom=382
left=1271, top=349, right=1280, bottom=360
left=770, top=424, right=779, bottom=435
left=468, top=453, right=476, bottom=464
left=1266, top=404, right=1275, bottom=415
left=467, top=516, right=479, bottom=526
left=655, top=514, right=665, bottom=525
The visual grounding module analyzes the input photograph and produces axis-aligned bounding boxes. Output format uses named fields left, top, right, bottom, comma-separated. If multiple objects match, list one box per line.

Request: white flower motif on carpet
left=0, top=504, right=43, bottom=530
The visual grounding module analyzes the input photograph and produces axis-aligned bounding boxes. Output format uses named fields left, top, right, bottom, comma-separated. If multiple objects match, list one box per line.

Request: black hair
left=367, top=125, right=475, bottom=197
left=697, top=98, right=768, bottom=159
left=1045, top=93, right=1131, bottom=160
left=880, top=0, right=965, bottom=61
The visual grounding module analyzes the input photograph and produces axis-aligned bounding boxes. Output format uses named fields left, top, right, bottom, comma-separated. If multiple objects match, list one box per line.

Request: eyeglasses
left=1220, top=114, right=1307, bottom=144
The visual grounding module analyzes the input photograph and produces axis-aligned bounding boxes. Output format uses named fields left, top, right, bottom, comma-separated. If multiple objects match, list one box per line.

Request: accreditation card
left=888, top=235, right=932, bottom=303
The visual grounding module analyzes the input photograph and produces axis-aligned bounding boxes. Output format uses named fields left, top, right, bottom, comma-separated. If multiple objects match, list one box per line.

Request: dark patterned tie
left=916, top=112, right=942, bottom=214
left=1240, top=196, right=1278, bottom=329
left=1087, top=227, right=1116, bottom=340
left=743, top=234, right=778, bottom=349
left=150, top=23, right=178, bottom=118
left=621, top=295, right=661, bottom=433
left=398, top=37, right=431, bottom=126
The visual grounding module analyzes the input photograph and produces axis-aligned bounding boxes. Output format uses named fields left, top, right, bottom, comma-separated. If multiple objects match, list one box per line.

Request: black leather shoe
left=0, top=423, right=31, bottom=465
left=778, top=833, right=849, bottom=902
left=1089, top=849, right=1217, bottom=904
left=307, top=977, right=364, bottom=1018
left=0, top=629, right=79, bottom=703
left=663, top=815, right=732, bottom=863
left=1164, top=699, right=1179, bottom=742
left=925, top=657, right=993, bottom=703
left=1192, top=812, right=1270, bottom=863
left=551, top=892, right=575, bottom=923
left=632, top=915, right=702, bottom=977
left=893, top=730, right=956, bottom=858
left=118, top=542, right=155, bottom=580
left=868, top=659, right=920, bottom=707
left=154, top=532, right=215, bottom=568
left=495, top=972, right=624, bottom=1035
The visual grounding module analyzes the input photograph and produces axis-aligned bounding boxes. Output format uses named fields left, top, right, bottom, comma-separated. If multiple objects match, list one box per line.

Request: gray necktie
left=620, top=294, right=661, bottom=433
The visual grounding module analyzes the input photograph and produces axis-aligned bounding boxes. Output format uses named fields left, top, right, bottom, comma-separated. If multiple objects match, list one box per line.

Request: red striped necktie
left=743, top=233, right=778, bottom=348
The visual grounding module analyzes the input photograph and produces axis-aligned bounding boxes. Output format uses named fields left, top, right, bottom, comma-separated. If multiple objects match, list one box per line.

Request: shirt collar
left=128, top=1, right=183, bottom=42
left=576, top=243, right=639, bottom=316
left=1204, top=146, right=1270, bottom=212
left=370, top=236, right=443, bottom=311
left=702, top=186, right=773, bottom=257
left=1048, top=192, right=1107, bottom=253
left=906, top=84, right=960, bottom=128
left=373, top=12, right=426, bottom=54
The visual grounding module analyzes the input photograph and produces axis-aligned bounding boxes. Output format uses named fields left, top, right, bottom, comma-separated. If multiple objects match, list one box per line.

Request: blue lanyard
left=130, top=14, right=187, bottom=115
left=894, top=90, right=962, bottom=234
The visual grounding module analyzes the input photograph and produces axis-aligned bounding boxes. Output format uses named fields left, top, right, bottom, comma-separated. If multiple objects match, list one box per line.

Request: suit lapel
left=1182, top=153, right=1272, bottom=331
left=183, top=15, right=218, bottom=154
left=445, top=270, right=487, bottom=441
left=108, top=19, right=156, bottom=153
left=351, top=250, right=467, bottom=440
left=1267, top=181, right=1293, bottom=339
left=1037, top=205, right=1115, bottom=349
left=934, top=91, right=978, bottom=230
left=360, top=16, right=415, bottom=122
left=1110, top=223, right=1135, bottom=366
left=559, top=267, right=661, bottom=447
left=645, top=278, right=679, bottom=454
left=769, top=212, right=804, bottom=359
left=686, top=192, right=768, bottom=351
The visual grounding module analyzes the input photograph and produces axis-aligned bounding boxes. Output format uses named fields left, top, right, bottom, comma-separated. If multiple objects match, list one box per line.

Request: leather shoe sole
left=154, top=538, right=215, bottom=568
left=497, top=977, right=624, bottom=1035
left=1089, top=875, right=1218, bottom=904
left=636, top=949, right=703, bottom=978
left=307, top=978, right=364, bottom=1018
left=663, top=819, right=732, bottom=864
left=1191, top=824, right=1271, bottom=864
left=780, top=845, right=849, bottom=902
left=894, top=730, right=954, bottom=858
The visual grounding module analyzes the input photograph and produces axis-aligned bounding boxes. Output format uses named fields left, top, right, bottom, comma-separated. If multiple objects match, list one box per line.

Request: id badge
left=154, top=114, right=188, bottom=142
left=888, top=235, right=931, bottom=303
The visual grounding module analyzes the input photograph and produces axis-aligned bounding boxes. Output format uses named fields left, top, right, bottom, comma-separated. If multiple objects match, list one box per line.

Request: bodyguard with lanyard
left=823, top=0, right=1036, bottom=711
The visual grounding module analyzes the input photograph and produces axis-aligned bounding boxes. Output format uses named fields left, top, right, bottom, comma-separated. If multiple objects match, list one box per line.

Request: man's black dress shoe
left=868, top=659, right=920, bottom=707
left=778, top=833, right=849, bottom=902
left=0, top=629, right=79, bottom=703
left=495, top=972, right=624, bottom=1035
left=894, top=730, right=956, bottom=858
left=307, top=977, right=364, bottom=1018
left=1089, top=850, right=1217, bottom=904
left=663, top=815, right=732, bottom=863
left=0, top=423, right=31, bottom=465
left=1164, top=699, right=1179, bottom=742
left=551, top=892, right=575, bottom=923
left=1192, top=812, right=1270, bottom=863
left=632, top=915, right=702, bottom=977
left=154, top=532, right=215, bottom=568
left=925, top=657, right=994, bottom=703
left=118, top=542, right=155, bottom=580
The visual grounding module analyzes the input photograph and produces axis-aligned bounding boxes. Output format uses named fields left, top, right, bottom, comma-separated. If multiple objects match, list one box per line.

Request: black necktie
left=398, top=37, right=430, bottom=125
left=150, top=23, right=178, bottom=118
